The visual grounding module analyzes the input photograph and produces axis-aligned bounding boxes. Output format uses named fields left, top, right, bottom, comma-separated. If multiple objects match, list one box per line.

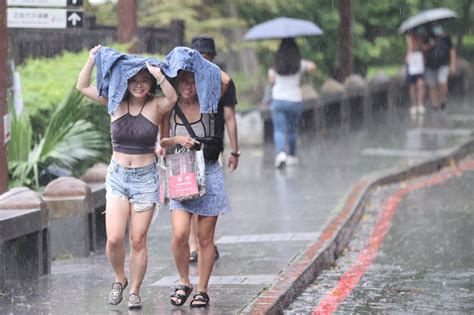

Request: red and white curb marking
left=313, top=158, right=474, bottom=314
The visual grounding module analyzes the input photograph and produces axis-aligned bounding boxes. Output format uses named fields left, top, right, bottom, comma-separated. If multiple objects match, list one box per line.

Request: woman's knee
left=196, top=233, right=213, bottom=248
left=107, top=236, right=125, bottom=249
left=130, top=234, right=146, bottom=251
left=172, top=230, right=189, bottom=247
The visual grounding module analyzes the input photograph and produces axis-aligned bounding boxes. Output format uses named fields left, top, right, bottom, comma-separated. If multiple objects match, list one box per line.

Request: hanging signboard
left=7, top=0, right=83, bottom=7
left=7, top=7, right=83, bottom=28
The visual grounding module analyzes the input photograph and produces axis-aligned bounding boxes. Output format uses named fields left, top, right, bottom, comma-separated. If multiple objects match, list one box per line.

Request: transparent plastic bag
left=165, top=149, right=206, bottom=201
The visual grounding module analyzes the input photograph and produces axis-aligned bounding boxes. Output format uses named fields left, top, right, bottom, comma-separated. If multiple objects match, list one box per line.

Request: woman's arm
left=159, top=111, right=200, bottom=149
left=302, top=60, right=317, bottom=73
left=224, top=106, right=239, bottom=171
left=76, top=45, right=108, bottom=106
left=220, top=70, right=231, bottom=97
left=146, top=62, right=177, bottom=112
left=267, top=68, right=275, bottom=85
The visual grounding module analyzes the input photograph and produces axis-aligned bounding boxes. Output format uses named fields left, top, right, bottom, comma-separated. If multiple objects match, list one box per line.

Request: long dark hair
left=273, top=38, right=301, bottom=75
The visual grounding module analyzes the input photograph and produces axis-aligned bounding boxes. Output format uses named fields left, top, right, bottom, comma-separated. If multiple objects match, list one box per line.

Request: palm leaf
left=8, top=86, right=105, bottom=189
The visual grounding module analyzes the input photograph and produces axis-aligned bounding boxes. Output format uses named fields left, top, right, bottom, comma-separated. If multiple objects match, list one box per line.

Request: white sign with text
left=7, top=8, right=83, bottom=28
left=7, top=0, right=83, bottom=7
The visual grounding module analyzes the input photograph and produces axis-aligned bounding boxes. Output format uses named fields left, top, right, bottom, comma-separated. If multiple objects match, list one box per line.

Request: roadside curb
left=243, top=136, right=474, bottom=314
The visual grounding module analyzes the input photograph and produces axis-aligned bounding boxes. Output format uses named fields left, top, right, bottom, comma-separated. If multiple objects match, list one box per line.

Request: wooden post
left=0, top=0, right=9, bottom=193
left=338, top=0, right=353, bottom=82
left=116, top=0, right=137, bottom=43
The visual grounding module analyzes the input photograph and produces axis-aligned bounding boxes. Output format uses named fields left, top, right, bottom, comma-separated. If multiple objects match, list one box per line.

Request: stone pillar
left=319, top=79, right=345, bottom=131
left=343, top=74, right=368, bottom=129
left=43, top=177, right=95, bottom=258
left=80, top=163, right=108, bottom=248
left=0, top=187, right=50, bottom=287
left=368, top=72, right=391, bottom=116
left=301, top=84, right=320, bottom=132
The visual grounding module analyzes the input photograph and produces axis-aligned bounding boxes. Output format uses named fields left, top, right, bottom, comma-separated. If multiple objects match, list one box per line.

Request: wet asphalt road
left=1, top=95, right=473, bottom=314
left=285, top=157, right=474, bottom=314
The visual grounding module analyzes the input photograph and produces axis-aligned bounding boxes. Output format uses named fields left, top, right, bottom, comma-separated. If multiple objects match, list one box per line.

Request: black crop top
left=110, top=99, right=158, bottom=155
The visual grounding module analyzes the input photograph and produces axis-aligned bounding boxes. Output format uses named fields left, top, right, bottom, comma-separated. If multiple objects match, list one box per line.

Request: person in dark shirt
left=186, top=35, right=240, bottom=264
left=424, top=23, right=457, bottom=109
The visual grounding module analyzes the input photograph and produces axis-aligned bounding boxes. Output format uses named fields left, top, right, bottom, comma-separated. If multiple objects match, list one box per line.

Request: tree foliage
left=86, top=0, right=473, bottom=80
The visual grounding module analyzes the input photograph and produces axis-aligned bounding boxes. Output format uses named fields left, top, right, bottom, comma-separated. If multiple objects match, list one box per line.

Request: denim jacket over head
left=95, top=46, right=221, bottom=116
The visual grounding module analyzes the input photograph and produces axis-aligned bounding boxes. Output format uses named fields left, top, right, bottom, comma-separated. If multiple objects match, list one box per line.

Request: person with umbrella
left=268, top=37, right=316, bottom=168
left=398, top=8, right=458, bottom=110
left=405, top=27, right=428, bottom=116
left=424, top=22, right=457, bottom=110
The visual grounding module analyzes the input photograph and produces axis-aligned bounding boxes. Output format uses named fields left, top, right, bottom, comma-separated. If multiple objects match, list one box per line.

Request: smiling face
left=177, top=71, right=197, bottom=101
left=127, top=69, right=154, bottom=98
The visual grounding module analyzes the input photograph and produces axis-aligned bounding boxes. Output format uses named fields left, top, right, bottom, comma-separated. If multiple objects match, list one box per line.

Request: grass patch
left=366, top=65, right=400, bottom=80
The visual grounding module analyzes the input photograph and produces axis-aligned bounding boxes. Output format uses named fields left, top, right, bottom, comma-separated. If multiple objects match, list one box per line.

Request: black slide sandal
left=170, top=284, right=193, bottom=306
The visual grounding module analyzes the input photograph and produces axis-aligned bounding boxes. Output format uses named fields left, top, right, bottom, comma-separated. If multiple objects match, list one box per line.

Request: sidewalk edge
left=242, top=137, right=474, bottom=314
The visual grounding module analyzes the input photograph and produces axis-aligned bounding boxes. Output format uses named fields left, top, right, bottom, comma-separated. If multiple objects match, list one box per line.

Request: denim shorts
left=169, top=161, right=231, bottom=216
left=105, top=159, right=160, bottom=211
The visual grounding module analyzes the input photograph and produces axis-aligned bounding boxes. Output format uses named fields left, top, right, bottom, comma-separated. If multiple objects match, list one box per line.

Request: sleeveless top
left=110, top=98, right=159, bottom=155
left=169, top=105, right=215, bottom=139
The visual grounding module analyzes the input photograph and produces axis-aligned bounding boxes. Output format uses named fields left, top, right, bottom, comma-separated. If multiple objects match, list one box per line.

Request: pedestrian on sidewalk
left=186, top=35, right=240, bottom=265
left=159, top=70, right=232, bottom=308
left=405, top=27, right=427, bottom=116
left=268, top=37, right=316, bottom=169
left=424, top=22, right=457, bottom=110
left=76, top=45, right=177, bottom=310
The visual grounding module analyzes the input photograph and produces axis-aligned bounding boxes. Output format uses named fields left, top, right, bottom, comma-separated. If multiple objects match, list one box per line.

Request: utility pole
left=0, top=0, right=9, bottom=193
left=338, top=0, right=353, bottom=82
left=116, top=0, right=137, bottom=43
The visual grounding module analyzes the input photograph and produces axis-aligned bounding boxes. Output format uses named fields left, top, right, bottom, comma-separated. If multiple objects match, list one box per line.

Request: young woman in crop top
left=159, top=70, right=231, bottom=308
left=76, top=45, right=177, bottom=310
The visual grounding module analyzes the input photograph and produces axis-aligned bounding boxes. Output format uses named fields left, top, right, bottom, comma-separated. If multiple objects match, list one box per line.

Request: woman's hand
left=88, top=45, right=101, bottom=62
left=174, top=136, right=200, bottom=149
left=145, top=62, right=165, bottom=83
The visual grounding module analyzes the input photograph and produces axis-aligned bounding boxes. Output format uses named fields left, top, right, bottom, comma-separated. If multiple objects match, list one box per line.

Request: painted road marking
left=409, top=128, right=472, bottom=136
left=361, top=148, right=450, bottom=157
left=313, top=158, right=474, bottom=314
left=215, top=232, right=320, bottom=244
left=446, top=114, right=474, bottom=122
left=150, top=275, right=276, bottom=286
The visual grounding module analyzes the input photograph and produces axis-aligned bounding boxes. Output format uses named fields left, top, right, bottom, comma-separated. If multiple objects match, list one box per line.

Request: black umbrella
left=244, top=17, right=323, bottom=41
left=399, top=8, right=457, bottom=34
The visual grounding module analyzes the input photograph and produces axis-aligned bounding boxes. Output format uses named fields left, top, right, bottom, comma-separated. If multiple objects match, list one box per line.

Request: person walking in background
left=76, top=45, right=177, bottom=310
left=268, top=37, right=316, bottom=169
left=186, top=35, right=240, bottom=264
left=160, top=70, right=232, bottom=308
left=424, top=22, right=457, bottom=110
left=405, top=28, right=427, bottom=116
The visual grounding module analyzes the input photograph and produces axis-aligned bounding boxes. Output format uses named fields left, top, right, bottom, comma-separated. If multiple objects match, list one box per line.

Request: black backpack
left=425, top=37, right=451, bottom=69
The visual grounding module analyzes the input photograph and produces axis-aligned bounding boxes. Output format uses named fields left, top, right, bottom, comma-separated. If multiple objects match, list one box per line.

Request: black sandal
left=189, top=251, right=198, bottom=263
left=170, top=284, right=193, bottom=306
left=190, top=291, right=210, bottom=308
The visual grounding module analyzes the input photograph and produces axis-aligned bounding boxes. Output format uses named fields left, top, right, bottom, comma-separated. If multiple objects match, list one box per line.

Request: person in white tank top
left=267, top=38, right=316, bottom=168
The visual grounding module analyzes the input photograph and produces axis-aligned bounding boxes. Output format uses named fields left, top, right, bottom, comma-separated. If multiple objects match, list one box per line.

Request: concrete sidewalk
left=1, top=95, right=473, bottom=314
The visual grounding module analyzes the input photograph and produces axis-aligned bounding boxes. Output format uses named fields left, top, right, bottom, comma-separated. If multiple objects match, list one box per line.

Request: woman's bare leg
left=196, top=215, right=218, bottom=294
left=105, top=197, right=130, bottom=285
left=128, top=205, right=155, bottom=295
left=170, top=209, right=193, bottom=304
